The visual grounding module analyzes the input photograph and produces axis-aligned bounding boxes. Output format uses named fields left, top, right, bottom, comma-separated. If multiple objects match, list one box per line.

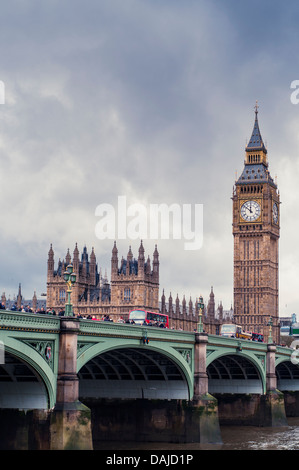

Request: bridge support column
left=50, top=317, right=93, bottom=450
left=264, top=344, right=287, bottom=427
left=189, top=333, right=222, bottom=444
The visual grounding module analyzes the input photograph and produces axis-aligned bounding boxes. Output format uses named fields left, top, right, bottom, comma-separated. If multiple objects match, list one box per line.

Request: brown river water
left=95, top=417, right=299, bottom=451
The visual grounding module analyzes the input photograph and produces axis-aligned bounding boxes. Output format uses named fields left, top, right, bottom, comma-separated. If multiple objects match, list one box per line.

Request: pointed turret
left=138, top=240, right=145, bottom=276
left=73, top=243, right=79, bottom=274
left=182, top=295, right=187, bottom=316
left=47, top=244, right=54, bottom=279
left=161, top=289, right=166, bottom=314
left=32, top=291, right=37, bottom=312
left=111, top=241, right=118, bottom=278
left=90, top=247, right=96, bottom=285
left=48, top=243, right=54, bottom=258
left=1, top=292, right=6, bottom=308
left=175, top=294, right=180, bottom=315
left=81, top=246, right=89, bottom=279
left=236, top=103, right=276, bottom=187
left=168, top=292, right=173, bottom=315
left=207, top=286, right=215, bottom=319
left=152, top=244, right=159, bottom=280
left=126, top=246, right=133, bottom=276
left=17, top=283, right=22, bottom=310
left=65, top=248, right=71, bottom=266
left=145, top=255, right=151, bottom=274
left=246, top=101, right=267, bottom=156
left=82, top=245, right=88, bottom=263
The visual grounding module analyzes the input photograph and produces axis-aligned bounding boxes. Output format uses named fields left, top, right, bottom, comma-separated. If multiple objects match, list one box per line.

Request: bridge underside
left=78, top=348, right=189, bottom=400
left=0, top=352, right=48, bottom=410
left=277, top=361, right=299, bottom=391
left=207, top=354, right=263, bottom=394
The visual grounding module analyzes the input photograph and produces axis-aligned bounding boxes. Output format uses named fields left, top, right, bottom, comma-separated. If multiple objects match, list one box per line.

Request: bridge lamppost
left=267, top=316, right=273, bottom=344
left=197, top=296, right=204, bottom=333
left=63, top=264, right=76, bottom=317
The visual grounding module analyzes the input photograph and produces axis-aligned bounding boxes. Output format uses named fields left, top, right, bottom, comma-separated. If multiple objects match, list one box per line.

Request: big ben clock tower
left=232, top=104, right=280, bottom=343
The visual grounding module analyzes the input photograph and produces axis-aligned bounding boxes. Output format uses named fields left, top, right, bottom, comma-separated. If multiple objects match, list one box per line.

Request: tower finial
left=254, top=100, right=259, bottom=116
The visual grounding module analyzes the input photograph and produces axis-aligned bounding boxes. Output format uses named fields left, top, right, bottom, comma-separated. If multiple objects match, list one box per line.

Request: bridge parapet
left=78, top=319, right=195, bottom=342
left=275, top=344, right=294, bottom=365
left=0, top=310, right=61, bottom=332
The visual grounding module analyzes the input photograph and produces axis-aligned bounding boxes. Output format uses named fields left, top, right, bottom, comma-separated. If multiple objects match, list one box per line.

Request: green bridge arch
left=0, top=334, right=58, bottom=409
left=76, top=327, right=195, bottom=400
left=206, top=335, right=268, bottom=395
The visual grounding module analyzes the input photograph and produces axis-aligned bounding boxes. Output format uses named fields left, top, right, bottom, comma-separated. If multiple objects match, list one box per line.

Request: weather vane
left=254, top=100, right=259, bottom=115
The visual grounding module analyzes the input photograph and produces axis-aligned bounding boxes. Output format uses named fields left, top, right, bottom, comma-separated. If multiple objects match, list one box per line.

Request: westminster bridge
left=0, top=310, right=299, bottom=449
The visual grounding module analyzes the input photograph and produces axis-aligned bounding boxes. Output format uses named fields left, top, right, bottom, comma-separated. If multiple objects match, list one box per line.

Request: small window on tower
left=59, top=289, right=66, bottom=301
left=124, top=288, right=131, bottom=301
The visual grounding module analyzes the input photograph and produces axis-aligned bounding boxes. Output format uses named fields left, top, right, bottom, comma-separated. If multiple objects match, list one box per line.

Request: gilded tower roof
left=246, top=102, right=267, bottom=153
left=236, top=104, right=276, bottom=188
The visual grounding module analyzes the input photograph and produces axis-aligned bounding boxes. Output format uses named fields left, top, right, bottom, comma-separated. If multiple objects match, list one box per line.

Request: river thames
left=95, top=417, right=299, bottom=451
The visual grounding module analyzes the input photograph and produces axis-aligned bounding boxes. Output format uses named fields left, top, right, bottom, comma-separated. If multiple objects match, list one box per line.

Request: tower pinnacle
left=246, top=102, right=267, bottom=154
left=254, top=100, right=259, bottom=116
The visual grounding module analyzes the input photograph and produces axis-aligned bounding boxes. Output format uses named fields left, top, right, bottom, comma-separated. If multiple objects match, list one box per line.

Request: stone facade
left=46, top=241, right=232, bottom=333
left=46, top=241, right=160, bottom=321
left=162, top=287, right=233, bottom=333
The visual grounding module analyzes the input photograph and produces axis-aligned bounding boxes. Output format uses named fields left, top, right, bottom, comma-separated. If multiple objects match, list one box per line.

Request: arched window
left=59, top=289, right=66, bottom=302
left=124, top=288, right=131, bottom=301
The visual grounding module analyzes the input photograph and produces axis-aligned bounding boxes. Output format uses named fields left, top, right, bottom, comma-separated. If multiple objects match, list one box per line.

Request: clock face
left=273, top=203, right=278, bottom=224
left=240, top=200, right=261, bottom=222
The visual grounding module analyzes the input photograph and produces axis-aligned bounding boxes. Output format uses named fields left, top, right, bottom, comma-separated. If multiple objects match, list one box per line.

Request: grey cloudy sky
left=1, top=0, right=299, bottom=315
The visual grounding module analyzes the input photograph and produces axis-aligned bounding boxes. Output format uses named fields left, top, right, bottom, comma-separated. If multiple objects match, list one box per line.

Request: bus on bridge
left=220, top=323, right=252, bottom=340
left=128, top=309, right=169, bottom=328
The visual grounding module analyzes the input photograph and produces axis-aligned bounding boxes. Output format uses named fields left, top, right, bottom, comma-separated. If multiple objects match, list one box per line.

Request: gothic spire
left=111, top=241, right=118, bottom=275
left=112, top=241, right=118, bottom=257
left=138, top=240, right=145, bottom=274
left=246, top=101, right=267, bottom=154
left=48, top=243, right=54, bottom=258
left=90, top=247, right=96, bottom=261
left=236, top=103, right=274, bottom=185
left=127, top=245, right=133, bottom=262
left=65, top=248, right=71, bottom=265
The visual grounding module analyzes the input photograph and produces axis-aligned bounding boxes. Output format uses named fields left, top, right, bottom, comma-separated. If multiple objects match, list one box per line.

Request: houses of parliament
left=46, top=240, right=232, bottom=332
left=6, top=106, right=280, bottom=341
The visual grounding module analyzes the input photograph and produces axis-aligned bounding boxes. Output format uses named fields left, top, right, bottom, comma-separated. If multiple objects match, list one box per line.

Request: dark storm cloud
left=0, top=0, right=299, bottom=314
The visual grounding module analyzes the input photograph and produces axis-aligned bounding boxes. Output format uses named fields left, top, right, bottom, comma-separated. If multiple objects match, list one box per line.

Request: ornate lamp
left=197, top=296, right=204, bottom=333
left=267, top=316, right=273, bottom=344
left=63, top=264, right=76, bottom=316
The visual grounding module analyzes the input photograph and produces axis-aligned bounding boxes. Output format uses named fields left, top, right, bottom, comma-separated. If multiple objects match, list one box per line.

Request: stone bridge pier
left=264, top=344, right=287, bottom=427
left=190, top=332, right=222, bottom=444
left=39, top=318, right=93, bottom=450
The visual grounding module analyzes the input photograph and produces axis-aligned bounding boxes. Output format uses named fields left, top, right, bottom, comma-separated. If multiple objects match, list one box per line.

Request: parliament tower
left=46, top=241, right=159, bottom=319
left=232, top=104, right=280, bottom=343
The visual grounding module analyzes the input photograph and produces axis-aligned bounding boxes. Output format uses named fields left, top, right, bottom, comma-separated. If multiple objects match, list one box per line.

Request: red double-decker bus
left=128, top=309, right=169, bottom=328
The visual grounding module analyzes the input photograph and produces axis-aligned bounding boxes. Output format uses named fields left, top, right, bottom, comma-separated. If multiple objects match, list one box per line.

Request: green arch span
left=77, top=338, right=194, bottom=400
left=1, top=336, right=57, bottom=408
left=206, top=349, right=267, bottom=394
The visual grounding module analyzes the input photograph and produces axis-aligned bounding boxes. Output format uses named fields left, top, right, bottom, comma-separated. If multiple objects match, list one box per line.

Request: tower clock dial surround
left=240, top=200, right=261, bottom=222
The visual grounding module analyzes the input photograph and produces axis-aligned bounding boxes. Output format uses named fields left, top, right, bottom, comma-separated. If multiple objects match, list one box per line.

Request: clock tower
left=232, top=104, right=280, bottom=343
